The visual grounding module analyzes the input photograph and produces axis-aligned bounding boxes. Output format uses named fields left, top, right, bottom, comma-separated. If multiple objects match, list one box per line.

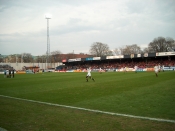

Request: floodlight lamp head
left=45, top=14, right=52, bottom=19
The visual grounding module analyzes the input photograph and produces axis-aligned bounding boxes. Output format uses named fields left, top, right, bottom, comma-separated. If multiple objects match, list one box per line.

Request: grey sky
left=0, top=0, right=175, bottom=56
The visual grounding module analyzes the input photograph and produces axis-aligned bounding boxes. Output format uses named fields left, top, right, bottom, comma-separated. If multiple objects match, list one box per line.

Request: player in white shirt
left=158, top=63, right=161, bottom=72
left=86, top=67, right=95, bottom=82
left=154, top=64, right=159, bottom=77
left=6, top=70, right=9, bottom=78
left=162, top=65, right=164, bottom=72
left=134, top=65, right=138, bottom=73
left=99, top=67, right=102, bottom=74
left=124, top=67, right=127, bottom=73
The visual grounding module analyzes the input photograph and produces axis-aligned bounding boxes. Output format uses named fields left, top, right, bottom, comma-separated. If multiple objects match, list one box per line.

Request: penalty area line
left=0, top=94, right=175, bottom=123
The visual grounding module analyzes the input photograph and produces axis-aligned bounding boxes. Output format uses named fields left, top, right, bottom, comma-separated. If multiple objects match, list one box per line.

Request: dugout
left=55, top=65, right=67, bottom=70
left=23, top=66, right=39, bottom=72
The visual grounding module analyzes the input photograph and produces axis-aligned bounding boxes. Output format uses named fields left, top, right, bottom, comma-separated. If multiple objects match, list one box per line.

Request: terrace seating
left=65, top=59, right=175, bottom=70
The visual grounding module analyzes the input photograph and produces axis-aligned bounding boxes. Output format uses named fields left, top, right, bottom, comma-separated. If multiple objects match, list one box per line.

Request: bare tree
left=89, top=42, right=110, bottom=57
left=148, top=37, right=175, bottom=52
left=35, top=56, right=43, bottom=63
left=51, top=50, right=62, bottom=55
left=130, top=44, right=142, bottom=54
left=50, top=50, right=62, bottom=63
left=166, top=37, right=175, bottom=51
left=22, top=53, right=33, bottom=63
left=0, top=54, right=3, bottom=62
left=142, top=47, right=149, bottom=53
left=41, top=55, right=47, bottom=63
left=102, top=50, right=114, bottom=56
left=118, top=44, right=142, bottom=55
left=8, top=55, right=16, bottom=63
left=113, top=48, right=121, bottom=55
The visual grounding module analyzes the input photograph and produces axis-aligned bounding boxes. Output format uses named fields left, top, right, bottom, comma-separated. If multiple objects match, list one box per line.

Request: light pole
left=45, top=13, right=52, bottom=69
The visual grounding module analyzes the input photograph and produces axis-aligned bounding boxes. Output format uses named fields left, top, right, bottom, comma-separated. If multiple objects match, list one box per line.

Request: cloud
left=0, top=0, right=175, bottom=55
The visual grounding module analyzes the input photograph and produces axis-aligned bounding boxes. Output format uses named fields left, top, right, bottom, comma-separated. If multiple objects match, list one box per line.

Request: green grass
left=0, top=71, right=175, bottom=131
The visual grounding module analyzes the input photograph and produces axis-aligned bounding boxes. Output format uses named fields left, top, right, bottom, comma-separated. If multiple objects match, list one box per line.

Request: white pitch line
left=1, top=94, right=175, bottom=123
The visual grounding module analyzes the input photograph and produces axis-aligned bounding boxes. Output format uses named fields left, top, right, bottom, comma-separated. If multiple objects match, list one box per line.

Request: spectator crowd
left=65, top=59, right=175, bottom=70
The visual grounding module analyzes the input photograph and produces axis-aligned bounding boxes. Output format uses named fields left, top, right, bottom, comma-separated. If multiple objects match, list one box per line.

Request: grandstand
left=1, top=52, right=175, bottom=72
left=60, top=52, right=175, bottom=71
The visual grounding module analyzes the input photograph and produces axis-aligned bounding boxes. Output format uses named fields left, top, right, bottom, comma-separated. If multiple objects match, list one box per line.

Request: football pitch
left=0, top=71, right=175, bottom=131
